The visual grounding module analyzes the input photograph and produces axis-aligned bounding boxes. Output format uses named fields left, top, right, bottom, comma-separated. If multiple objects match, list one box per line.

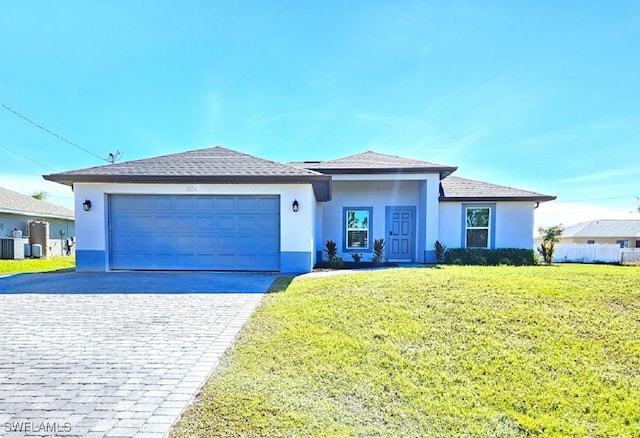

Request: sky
left=1, top=1, right=639, bottom=231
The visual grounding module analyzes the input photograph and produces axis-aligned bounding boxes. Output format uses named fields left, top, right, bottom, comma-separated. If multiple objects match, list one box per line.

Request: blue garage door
left=109, top=195, right=280, bottom=271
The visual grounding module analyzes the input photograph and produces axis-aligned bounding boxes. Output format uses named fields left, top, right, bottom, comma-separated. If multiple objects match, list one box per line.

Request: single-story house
left=0, top=186, right=75, bottom=257
left=44, top=146, right=555, bottom=272
left=559, top=220, right=640, bottom=248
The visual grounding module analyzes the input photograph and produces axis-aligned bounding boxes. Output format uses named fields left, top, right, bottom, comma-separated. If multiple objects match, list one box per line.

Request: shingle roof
left=562, top=220, right=640, bottom=238
left=440, top=176, right=556, bottom=202
left=291, top=151, right=457, bottom=177
left=44, top=146, right=332, bottom=201
left=0, top=186, right=74, bottom=220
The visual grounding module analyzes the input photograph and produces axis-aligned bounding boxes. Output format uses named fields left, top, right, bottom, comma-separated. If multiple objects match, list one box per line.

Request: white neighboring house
left=0, top=186, right=75, bottom=258
left=560, top=220, right=640, bottom=248
left=43, top=146, right=555, bottom=272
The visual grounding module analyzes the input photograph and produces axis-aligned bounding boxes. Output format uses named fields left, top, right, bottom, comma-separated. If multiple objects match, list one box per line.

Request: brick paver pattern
left=0, top=293, right=263, bottom=437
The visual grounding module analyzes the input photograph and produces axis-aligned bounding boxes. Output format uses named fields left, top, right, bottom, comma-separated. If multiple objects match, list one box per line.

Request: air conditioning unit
left=0, top=238, right=24, bottom=260
left=31, top=244, right=43, bottom=258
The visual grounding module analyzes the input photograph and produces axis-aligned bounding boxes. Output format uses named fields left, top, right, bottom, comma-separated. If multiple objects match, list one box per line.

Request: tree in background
left=537, top=225, right=564, bottom=264
left=31, top=191, right=47, bottom=200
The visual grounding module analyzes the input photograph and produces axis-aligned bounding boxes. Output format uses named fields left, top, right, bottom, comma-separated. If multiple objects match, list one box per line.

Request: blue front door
left=386, top=206, right=416, bottom=261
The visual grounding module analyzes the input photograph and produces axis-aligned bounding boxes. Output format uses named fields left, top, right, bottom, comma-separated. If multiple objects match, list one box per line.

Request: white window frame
left=345, top=208, right=371, bottom=251
left=465, top=207, right=491, bottom=249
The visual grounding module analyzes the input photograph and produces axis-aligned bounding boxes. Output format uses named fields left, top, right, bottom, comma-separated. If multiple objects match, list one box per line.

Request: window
left=617, top=240, right=629, bottom=248
left=587, top=240, right=595, bottom=244
left=636, top=240, right=640, bottom=248
left=344, top=208, right=371, bottom=250
left=465, top=207, right=490, bottom=248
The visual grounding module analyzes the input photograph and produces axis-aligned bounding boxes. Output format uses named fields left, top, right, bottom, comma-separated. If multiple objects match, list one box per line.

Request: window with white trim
left=345, top=209, right=370, bottom=249
left=465, top=207, right=490, bottom=248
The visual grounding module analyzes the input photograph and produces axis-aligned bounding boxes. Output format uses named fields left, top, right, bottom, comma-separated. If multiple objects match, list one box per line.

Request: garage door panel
left=237, top=197, right=258, bottom=210
left=257, top=236, right=280, bottom=251
left=155, top=216, right=174, bottom=231
left=258, top=197, right=279, bottom=211
left=197, top=236, right=216, bottom=248
left=235, top=236, right=256, bottom=252
left=195, top=197, right=215, bottom=209
left=238, top=216, right=258, bottom=230
left=216, top=216, right=236, bottom=230
left=109, top=195, right=280, bottom=270
left=261, top=217, right=280, bottom=229
left=216, top=197, right=236, bottom=211
left=154, top=197, right=174, bottom=209
left=175, top=197, right=195, bottom=210
left=196, top=216, right=216, bottom=228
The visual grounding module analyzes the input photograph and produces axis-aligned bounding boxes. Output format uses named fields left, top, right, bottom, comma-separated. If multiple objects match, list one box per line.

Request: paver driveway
left=0, top=273, right=271, bottom=437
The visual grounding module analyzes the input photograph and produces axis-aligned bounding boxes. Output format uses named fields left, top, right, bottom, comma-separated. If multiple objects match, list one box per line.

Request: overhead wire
left=1, top=102, right=116, bottom=163
left=552, top=195, right=636, bottom=203
left=0, top=143, right=59, bottom=172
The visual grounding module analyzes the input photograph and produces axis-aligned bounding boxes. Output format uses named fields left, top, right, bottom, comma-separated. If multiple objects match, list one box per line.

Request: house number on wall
left=186, top=185, right=198, bottom=192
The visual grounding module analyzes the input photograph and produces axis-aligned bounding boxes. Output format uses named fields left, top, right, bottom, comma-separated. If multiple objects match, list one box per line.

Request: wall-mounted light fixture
left=82, top=199, right=92, bottom=212
left=292, top=199, right=299, bottom=212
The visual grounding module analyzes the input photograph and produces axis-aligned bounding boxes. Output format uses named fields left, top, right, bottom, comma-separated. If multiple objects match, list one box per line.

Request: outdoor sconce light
left=82, top=199, right=92, bottom=212
left=292, top=199, right=299, bottom=212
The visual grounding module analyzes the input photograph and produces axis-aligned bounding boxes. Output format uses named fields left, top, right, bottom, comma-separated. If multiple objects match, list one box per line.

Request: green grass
left=0, top=256, right=75, bottom=274
left=171, top=265, right=640, bottom=437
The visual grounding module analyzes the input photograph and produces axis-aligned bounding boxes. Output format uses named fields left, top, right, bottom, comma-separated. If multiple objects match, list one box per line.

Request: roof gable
left=440, top=176, right=556, bottom=202
left=0, top=186, right=74, bottom=220
left=44, top=146, right=332, bottom=201
left=292, top=151, right=457, bottom=177
left=47, top=146, right=323, bottom=179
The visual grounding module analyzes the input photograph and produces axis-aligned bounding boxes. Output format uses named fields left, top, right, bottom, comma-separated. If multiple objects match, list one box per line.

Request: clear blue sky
left=1, top=1, right=638, bottom=228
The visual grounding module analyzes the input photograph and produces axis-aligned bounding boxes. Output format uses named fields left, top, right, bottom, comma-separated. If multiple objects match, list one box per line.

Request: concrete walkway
left=0, top=291, right=265, bottom=437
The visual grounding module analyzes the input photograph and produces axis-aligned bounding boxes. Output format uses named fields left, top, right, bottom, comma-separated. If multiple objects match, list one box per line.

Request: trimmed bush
left=444, top=248, right=537, bottom=266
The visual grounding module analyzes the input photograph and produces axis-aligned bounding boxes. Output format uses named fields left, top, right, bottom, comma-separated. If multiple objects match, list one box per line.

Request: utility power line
left=0, top=143, right=59, bottom=172
left=553, top=195, right=636, bottom=203
left=1, top=102, right=123, bottom=163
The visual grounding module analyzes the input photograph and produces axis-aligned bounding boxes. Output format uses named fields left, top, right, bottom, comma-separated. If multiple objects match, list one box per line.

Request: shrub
left=372, top=238, right=385, bottom=266
left=444, top=248, right=536, bottom=266
left=329, top=256, right=344, bottom=269
left=324, top=240, right=337, bottom=261
left=433, top=240, right=447, bottom=264
left=350, top=252, right=363, bottom=263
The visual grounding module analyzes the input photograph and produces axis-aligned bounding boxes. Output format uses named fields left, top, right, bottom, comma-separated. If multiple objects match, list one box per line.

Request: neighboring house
left=560, top=220, right=640, bottom=248
left=43, top=146, right=555, bottom=272
left=0, top=186, right=75, bottom=257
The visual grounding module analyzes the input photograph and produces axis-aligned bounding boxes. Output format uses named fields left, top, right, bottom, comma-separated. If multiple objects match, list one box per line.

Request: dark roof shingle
left=440, top=176, right=556, bottom=202
left=44, top=146, right=332, bottom=201
left=292, top=151, right=457, bottom=177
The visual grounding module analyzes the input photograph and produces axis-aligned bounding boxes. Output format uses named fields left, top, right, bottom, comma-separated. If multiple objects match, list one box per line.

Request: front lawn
left=171, top=265, right=640, bottom=437
left=0, top=256, right=75, bottom=274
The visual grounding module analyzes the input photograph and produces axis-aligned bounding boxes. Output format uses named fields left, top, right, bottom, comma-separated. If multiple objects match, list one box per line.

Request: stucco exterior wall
left=438, top=201, right=536, bottom=249
left=73, top=182, right=316, bottom=272
left=318, top=174, right=440, bottom=262
left=495, top=202, right=535, bottom=248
